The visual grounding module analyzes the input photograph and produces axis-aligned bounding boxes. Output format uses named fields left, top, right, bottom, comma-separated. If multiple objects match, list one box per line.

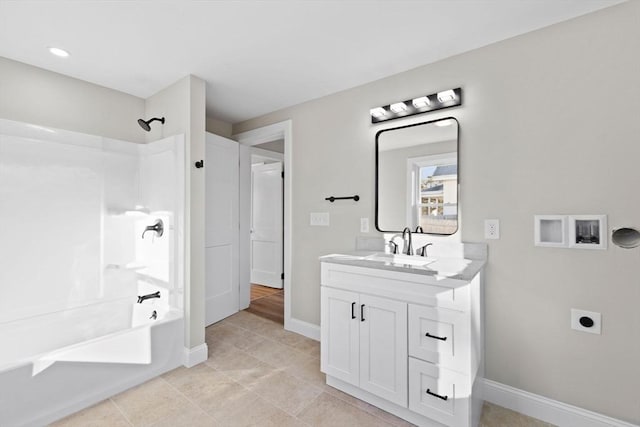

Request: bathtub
left=0, top=284, right=184, bottom=427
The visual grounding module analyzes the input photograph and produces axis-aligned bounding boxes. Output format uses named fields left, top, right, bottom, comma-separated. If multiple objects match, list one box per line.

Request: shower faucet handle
left=141, top=219, right=164, bottom=239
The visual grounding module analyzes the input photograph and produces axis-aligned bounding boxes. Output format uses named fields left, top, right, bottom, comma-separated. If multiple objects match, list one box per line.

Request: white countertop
left=320, top=251, right=485, bottom=281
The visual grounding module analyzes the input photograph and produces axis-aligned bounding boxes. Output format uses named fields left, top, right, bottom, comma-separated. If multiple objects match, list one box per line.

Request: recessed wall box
left=534, top=215, right=567, bottom=247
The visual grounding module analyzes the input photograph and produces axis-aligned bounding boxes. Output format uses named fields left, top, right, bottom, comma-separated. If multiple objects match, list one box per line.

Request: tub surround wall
left=0, top=57, right=207, bottom=362
left=0, top=120, right=186, bottom=426
left=234, top=2, right=640, bottom=423
left=0, top=120, right=183, bottom=325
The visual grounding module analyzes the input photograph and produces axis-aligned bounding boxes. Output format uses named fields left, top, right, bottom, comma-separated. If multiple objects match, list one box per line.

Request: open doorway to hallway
left=247, top=284, right=284, bottom=324
left=246, top=141, right=284, bottom=324
left=234, top=120, right=292, bottom=334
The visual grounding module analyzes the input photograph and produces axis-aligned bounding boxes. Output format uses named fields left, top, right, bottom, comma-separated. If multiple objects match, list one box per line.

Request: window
left=407, top=153, right=457, bottom=234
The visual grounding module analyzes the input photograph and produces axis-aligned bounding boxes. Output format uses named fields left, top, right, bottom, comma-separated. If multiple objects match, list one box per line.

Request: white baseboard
left=481, top=378, right=639, bottom=427
left=182, top=343, right=208, bottom=367
left=285, top=317, right=320, bottom=341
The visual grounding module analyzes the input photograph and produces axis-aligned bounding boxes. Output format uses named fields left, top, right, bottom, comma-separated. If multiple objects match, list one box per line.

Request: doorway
left=234, top=120, right=292, bottom=331
left=247, top=145, right=284, bottom=323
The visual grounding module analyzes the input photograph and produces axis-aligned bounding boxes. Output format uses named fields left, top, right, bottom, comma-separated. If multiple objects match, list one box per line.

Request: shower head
left=137, top=117, right=165, bottom=132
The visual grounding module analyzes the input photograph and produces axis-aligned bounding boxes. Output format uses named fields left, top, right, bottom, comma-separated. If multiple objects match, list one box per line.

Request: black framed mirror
left=375, top=117, right=459, bottom=235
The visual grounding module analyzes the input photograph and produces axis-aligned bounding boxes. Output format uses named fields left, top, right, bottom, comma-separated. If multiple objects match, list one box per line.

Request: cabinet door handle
left=360, top=304, right=365, bottom=322
left=426, top=388, right=448, bottom=401
left=425, top=332, right=447, bottom=341
left=351, top=302, right=356, bottom=319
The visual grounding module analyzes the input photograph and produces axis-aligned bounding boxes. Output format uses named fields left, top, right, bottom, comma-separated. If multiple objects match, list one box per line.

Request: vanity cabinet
left=321, top=287, right=408, bottom=406
left=320, top=258, right=484, bottom=427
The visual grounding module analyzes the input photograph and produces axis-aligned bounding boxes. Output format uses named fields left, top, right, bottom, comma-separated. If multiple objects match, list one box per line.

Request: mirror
left=375, top=117, right=459, bottom=235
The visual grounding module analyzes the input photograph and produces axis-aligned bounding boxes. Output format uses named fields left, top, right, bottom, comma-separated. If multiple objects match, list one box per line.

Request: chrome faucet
left=137, top=291, right=160, bottom=304
left=402, top=227, right=413, bottom=255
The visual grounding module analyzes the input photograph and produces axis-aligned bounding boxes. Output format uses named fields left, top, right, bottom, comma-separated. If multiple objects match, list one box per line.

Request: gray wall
left=234, top=2, right=640, bottom=423
left=206, top=116, right=232, bottom=138
left=0, top=57, right=145, bottom=142
left=145, top=76, right=206, bottom=350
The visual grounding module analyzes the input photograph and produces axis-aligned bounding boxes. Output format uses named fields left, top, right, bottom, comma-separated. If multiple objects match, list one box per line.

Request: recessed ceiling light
left=48, top=47, right=70, bottom=58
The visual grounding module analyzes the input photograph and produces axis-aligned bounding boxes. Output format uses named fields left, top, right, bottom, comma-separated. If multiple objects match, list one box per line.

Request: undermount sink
left=364, top=253, right=437, bottom=267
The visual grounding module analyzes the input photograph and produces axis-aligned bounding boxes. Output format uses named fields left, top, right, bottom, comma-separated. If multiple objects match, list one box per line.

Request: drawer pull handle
left=361, top=304, right=365, bottom=322
left=425, top=332, right=447, bottom=341
left=426, top=388, right=448, bottom=401
left=351, top=302, right=356, bottom=319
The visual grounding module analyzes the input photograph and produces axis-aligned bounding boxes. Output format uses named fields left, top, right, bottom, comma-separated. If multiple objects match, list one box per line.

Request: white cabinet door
left=205, top=133, right=239, bottom=326
left=321, top=287, right=359, bottom=386
left=250, top=162, right=283, bottom=288
left=359, top=294, right=408, bottom=407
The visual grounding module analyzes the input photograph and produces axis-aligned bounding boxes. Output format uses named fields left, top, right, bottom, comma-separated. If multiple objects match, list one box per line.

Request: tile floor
left=52, top=310, right=554, bottom=427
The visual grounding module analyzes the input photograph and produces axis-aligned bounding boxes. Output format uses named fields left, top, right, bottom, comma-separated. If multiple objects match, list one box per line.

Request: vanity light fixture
left=412, top=96, right=431, bottom=108
left=370, top=87, right=462, bottom=123
left=437, top=89, right=456, bottom=103
left=389, top=102, right=407, bottom=114
left=370, top=107, right=387, bottom=118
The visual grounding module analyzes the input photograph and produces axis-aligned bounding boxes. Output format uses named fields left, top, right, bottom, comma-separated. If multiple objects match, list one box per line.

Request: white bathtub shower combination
left=0, top=119, right=185, bottom=426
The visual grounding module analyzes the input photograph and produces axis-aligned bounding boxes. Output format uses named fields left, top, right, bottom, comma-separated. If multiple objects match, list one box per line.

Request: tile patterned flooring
left=52, top=310, right=554, bottom=427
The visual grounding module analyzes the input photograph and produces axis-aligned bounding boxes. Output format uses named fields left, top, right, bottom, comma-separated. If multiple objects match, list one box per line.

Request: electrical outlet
left=360, top=217, right=369, bottom=233
left=484, top=219, right=500, bottom=239
left=310, top=212, right=330, bottom=226
left=571, top=309, right=601, bottom=334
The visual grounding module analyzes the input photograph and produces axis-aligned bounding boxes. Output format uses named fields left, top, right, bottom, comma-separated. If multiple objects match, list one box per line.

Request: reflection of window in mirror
left=407, top=153, right=457, bottom=234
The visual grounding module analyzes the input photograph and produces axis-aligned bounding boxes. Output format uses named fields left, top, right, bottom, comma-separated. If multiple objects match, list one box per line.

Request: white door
left=359, top=294, right=408, bottom=407
left=250, top=162, right=283, bottom=288
left=321, top=287, right=360, bottom=386
left=205, top=133, right=239, bottom=326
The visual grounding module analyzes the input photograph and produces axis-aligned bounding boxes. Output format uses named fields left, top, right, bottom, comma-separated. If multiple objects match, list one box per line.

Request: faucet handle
left=417, top=243, right=434, bottom=257
left=142, top=219, right=164, bottom=239
left=389, top=241, right=398, bottom=254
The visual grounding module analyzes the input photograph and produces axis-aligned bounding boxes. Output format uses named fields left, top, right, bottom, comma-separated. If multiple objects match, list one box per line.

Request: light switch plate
left=310, top=212, right=330, bottom=226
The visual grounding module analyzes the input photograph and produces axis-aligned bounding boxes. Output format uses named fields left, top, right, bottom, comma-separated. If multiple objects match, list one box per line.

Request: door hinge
left=281, top=273, right=284, bottom=280
left=281, top=171, right=284, bottom=179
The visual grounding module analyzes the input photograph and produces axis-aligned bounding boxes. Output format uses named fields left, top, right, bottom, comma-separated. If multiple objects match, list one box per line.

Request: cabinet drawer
left=408, top=305, right=470, bottom=374
left=408, top=358, right=470, bottom=427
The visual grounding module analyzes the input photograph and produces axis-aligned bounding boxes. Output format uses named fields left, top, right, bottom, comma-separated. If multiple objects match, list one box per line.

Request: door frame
left=234, top=120, right=292, bottom=330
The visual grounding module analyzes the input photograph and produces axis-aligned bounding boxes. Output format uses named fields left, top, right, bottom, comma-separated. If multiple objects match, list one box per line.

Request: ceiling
left=0, top=0, right=624, bottom=124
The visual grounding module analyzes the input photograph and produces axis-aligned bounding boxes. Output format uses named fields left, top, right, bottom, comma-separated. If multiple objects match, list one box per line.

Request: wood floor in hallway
left=247, top=284, right=284, bottom=325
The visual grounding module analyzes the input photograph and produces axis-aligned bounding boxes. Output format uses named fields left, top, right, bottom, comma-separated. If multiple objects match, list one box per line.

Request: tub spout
left=137, top=291, right=160, bottom=304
